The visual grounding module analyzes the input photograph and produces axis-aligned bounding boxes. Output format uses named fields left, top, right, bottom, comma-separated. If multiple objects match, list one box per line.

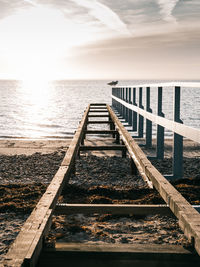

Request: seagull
left=107, top=80, right=118, bottom=86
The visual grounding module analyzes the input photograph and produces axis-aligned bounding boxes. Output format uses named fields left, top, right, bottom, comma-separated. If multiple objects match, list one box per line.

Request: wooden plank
left=85, top=130, right=118, bottom=134
left=54, top=204, right=173, bottom=216
left=3, top=105, right=91, bottom=267
left=90, top=103, right=107, bottom=106
left=107, top=104, right=200, bottom=257
left=89, top=107, right=108, bottom=109
left=89, top=110, right=108, bottom=113
left=79, top=145, right=126, bottom=151
left=87, top=121, right=112, bottom=124
left=37, top=243, right=200, bottom=267
left=112, top=95, right=200, bottom=143
left=88, top=115, right=110, bottom=117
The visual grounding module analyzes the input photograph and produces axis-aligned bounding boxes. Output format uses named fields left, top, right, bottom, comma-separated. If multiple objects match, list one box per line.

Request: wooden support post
left=145, top=87, right=152, bottom=147
left=132, top=88, right=137, bottom=131
left=122, top=88, right=125, bottom=119
left=128, top=88, right=132, bottom=126
left=156, top=87, right=165, bottom=159
left=173, top=86, right=183, bottom=179
left=125, top=87, right=128, bottom=122
left=138, top=87, right=144, bottom=138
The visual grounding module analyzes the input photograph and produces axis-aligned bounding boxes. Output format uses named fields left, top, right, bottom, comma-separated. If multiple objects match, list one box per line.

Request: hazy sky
left=0, top=0, right=199, bottom=80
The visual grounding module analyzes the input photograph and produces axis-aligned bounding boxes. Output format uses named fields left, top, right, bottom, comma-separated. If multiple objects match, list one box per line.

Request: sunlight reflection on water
left=0, top=80, right=199, bottom=139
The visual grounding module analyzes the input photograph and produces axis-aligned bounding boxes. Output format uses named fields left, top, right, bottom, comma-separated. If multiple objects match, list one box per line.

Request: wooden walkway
left=2, top=104, right=200, bottom=267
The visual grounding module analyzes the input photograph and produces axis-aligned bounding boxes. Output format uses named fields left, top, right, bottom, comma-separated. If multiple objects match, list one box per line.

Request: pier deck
left=2, top=103, right=200, bottom=267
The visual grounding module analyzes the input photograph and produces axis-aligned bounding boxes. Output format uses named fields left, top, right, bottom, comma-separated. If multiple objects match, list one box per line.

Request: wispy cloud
left=70, top=0, right=131, bottom=36
left=156, top=0, right=179, bottom=23
left=23, top=0, right=38, bottom=6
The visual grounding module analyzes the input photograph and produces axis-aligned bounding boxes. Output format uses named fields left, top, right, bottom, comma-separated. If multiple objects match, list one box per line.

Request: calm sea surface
left=0, top=79, right=199, bottom=139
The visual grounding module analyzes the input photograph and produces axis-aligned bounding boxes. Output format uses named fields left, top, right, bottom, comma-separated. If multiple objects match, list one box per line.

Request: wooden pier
left=2, top=103, right=200, bottom=266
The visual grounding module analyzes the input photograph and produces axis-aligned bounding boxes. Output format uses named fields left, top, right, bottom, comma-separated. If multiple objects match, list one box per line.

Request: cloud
left=156, top=0, right=179, bottom=23
left=70, top=0, right=131, bottom=36
left=23, top=0, right=38, bottom=6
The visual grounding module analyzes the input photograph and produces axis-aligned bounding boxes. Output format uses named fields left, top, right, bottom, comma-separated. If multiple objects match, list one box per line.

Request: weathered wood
left=90, top=103, right=107, bottom=106
left=89, top=107, right=108, bottom=110
left=38, top=243, right=200, bottom=267
left=88, top=115, right=110, bottom=117
left=87, top=121, right=112, bottom=124
left=85, top=130, right=118, bottom=135
left=107, top=104, right=200, bottom=257
left=79, top=145, right=126, bottom=151
left=89, top=110, right=109, bottom=113
left=54, top=204, right=173, bottom=216
left=3, top=105, right=91, bottom=267
left=112, top=95, right=200, bottom=143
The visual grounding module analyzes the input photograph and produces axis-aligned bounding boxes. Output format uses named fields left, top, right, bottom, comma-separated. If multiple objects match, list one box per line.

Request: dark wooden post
left=145, top=87, right=152, bottom=147
left=156, top=87, right=165, bottom=159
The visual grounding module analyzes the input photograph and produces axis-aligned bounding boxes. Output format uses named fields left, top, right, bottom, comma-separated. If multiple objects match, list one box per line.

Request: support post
left=156, top=87, right=165, bottom=159
left=128, top=88, right=132, bottom=126
left=138, top=87, right=144, bottom=137
left=122, top=88, right=125, bottom=119
left=172, top=86, right=183, bottom=178
left=125, top=87, right=128, bottom=122
left=145, top=87, right=152, bottom=147
left=132, top=88, right=137, bottom=131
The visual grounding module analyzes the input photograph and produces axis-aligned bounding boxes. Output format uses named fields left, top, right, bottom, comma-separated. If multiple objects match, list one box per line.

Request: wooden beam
left=3, top=105, right=91, bottom=267
left=85, top=130, right=118, bottom=135
left=90, top=103, right=107, bottom=106
left=54, top=204, right=173, bottom=216
left=87, top=121, right=112, bottom=124
left=38, top=243, right=200, bottom=267
left=88, top=115, right=110, bottom=118
left=79, top=145, right=126, bottom=151
left=89, top=110, right=108, bottom=113
left=107, top=104, right=200, bottom=257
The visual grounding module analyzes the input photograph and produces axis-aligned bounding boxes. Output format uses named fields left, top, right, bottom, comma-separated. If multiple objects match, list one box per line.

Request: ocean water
left=0, top=79, right=199, bottom=139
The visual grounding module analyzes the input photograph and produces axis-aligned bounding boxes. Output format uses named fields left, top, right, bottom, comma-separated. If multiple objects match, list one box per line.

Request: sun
left=0, top=5, right=95, bottom=82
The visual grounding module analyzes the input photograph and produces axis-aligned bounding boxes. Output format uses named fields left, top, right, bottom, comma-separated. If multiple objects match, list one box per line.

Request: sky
left=0, top=0, right=199, bottom=81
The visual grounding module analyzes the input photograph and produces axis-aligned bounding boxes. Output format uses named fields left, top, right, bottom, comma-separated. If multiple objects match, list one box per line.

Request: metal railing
left=112, top=82, right=200, bottom=180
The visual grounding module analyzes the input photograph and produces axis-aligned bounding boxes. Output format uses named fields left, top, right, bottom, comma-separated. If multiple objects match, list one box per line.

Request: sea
left=0, top=79, right=199, bottom=139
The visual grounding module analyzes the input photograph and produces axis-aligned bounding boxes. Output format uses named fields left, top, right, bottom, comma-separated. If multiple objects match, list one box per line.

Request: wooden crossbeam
left=88, top=115, right=110, bottom=117
left=38, top=243, right=200, bottom=267
left=90, top=103, right=107, bottom=106
left=87, top=121, right=112, bottom=124
left=54, top=204, right=172, bottom=216
left=79, top=145, right=126, bottom=151
left=89, top=107, right=108, bottom=110
left=85, top=130, right=118, bottom=134
left=89, top=110, right=108, bottom=113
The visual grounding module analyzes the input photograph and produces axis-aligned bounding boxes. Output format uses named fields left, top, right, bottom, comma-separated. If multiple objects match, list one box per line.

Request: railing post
left=156, top=87, right=165, bottom=159
left=138, top=87, right=144, bottom=137
left=125, top=87, right=128, bottom=122
left=122, top=88, right=125, bottom=119
left=119, top=88, right=122, bottom=115
left=132, top=88, right=137, bottom=131
left=145, top=87, right=152, bottom=147
left=128, top=88, right=132, bottom=126
left=172, top=86, right=183, bottom=179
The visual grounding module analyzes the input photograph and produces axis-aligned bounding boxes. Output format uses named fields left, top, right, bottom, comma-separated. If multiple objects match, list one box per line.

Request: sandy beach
left=0, top=138, right=199, bottom=260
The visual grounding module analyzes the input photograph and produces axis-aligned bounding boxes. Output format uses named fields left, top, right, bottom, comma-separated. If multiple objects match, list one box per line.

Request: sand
left=0, top=138, right=199, bottom=260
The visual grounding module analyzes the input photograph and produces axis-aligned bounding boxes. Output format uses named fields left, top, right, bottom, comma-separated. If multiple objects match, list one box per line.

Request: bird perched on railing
left=107, top=80, right=118, bottom=86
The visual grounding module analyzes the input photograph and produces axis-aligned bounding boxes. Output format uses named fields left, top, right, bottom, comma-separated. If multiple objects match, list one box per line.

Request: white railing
left=112, top=82, right=200, bottom=180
